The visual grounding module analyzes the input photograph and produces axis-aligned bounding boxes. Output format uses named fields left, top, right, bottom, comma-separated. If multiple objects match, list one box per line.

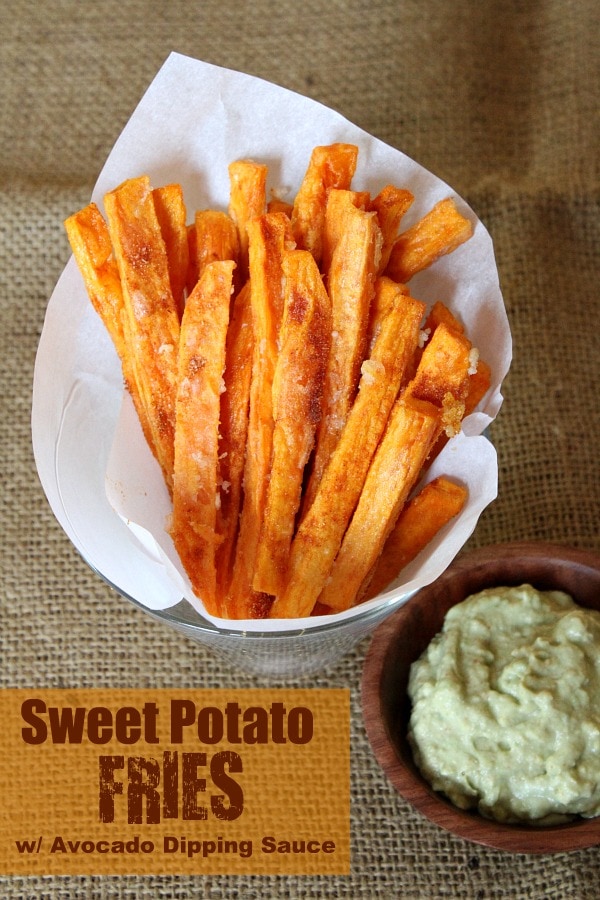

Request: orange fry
left=423, top=299, right=464, bottom=336
left=64, top=203, right=156, bottom=458
left=384, top=197, right=474, bottom=283
left=430, top=356, right=491, bottom=461
left=369, top=184, right=414, bottom=273
left=170, top=260, right=235, bottom=616
left=321, top=188, right=370, bottom=275
left=228, top=159, right=268, bottom=281
left=270, top=288, right=425, bottom=619
left=318, top=396, right=442, bottom=611
left=365, top=476, right=468, bottom=600
left=404, top=321, right=473, bottom=411
left=291, top=143, right=358, bottom=264
left=253, top=250, right=332, bottom=597
left=464, top=357, right=491, bottom=413
left=103, top=176, right=181, bottom=488
left=302, top=204, right=382, bottom=514
left=152, top=183, right=189, bottom=316
left=186, top=223, right=198, bottom=294
left=194, top=209, right=240, bottom=289
left=267, top=196, right=294, bottom=217
left=64, top=203, right=126, bottom=355
left=215, top=281, right=254, bottom=602
left=409, top=300, right=490, bottom=457
left=225, top=212, right=292, bottom=619
left=366, top=274, right=410, bottom=352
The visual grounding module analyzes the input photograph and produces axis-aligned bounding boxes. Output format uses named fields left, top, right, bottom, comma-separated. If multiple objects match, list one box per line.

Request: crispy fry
left=424, top=299, right=464, bottom=335
left=419, top=303, right=490, bottom=419
left=186, top=223, right=198, bottom=294
left=214, top=280, right=254, bottom=602
left=103, top=176, right=181, bottom=488
left=385, top=197, right=474, bottom=283
left=402, top=316, right=482, bottom=482
left=253, top=250, right=332, bottom=597
left=270, top=289, right=425, bottom=619
left=228, top=159, right=268, bottom=281
left=302, top=204, right=382, bottom=514
left=291, top=143, right=358, bottom=264
left=225, top=212, right=292, bottom=618
left=321, top=189, right=370, bottom=276
left=152, top=183, right=189, bottom=316
left=409, top=300, right=490, bottom=458
left=369, top=185, right=414, bottom=273
left=318, top=396, right=442, bottom=611
left=366, top=274, right=410, bottom=352
left=430, top=356, right=492, bottom=460
left=464, top=357, right=491, bottom=413
left=267, top=196, right=294, bottom=217
left=64, top=203, right=126, bottom=354
left=404, top=321, right=473, bottom=410
left=364, top=476, right=468, bottom=600
left=194, top=209, right=240, bottom=290
left=64, top=203, right=156, bottom=457
left=170, top=260, right=234, bottom=616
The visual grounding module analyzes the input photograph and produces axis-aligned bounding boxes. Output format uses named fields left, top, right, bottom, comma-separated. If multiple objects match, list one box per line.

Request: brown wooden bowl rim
left=361, top=540, right=600, bottom=854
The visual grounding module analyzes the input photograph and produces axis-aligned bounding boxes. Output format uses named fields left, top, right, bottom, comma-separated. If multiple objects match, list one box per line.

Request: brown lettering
left=211, top=750, right=244, bottom=820
left=182, top=752, right=208, bottom=820
left=98, top=755, right=124, bottom=822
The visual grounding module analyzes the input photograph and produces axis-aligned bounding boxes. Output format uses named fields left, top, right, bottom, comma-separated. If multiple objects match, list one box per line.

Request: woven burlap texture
left=1, top=0, right=599, bottom=897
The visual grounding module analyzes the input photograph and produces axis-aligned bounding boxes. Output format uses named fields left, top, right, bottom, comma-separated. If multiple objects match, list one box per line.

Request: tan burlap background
left=2, top=0, right=599, bottom=897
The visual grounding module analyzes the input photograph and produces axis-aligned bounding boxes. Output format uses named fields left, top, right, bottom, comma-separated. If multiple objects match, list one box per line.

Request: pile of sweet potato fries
left=65, top=143, right=490, bottom=619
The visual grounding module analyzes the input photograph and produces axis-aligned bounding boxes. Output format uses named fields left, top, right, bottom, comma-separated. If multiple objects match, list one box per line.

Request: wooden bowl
left=361, top=541, right=600, bottom=853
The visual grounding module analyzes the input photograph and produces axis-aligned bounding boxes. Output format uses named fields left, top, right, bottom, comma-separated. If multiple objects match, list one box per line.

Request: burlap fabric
left=2, top=0, right=599, bottom=896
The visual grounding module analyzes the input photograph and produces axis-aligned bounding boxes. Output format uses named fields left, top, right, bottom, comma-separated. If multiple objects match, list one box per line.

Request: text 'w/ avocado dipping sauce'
left=407, top=584, right=600, bottom=825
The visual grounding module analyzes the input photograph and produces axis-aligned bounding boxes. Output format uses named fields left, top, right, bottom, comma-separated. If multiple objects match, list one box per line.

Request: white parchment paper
left=32, top=52, right=512, bottom=632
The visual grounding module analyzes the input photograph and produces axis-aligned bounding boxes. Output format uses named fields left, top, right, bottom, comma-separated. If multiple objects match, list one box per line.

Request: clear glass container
left=91, top=562, right=415, bottom=681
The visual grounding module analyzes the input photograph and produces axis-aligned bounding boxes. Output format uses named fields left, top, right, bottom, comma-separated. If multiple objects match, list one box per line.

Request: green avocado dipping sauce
left=407, top=584, right=600, bottom=825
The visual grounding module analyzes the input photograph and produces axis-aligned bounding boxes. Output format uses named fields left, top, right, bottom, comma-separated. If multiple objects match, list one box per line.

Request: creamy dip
left=407, top=584, right=600, bottom=825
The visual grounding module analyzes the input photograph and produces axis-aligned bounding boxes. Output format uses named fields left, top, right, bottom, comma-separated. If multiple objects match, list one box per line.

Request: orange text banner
left=0, top=689, right=350, bottom=875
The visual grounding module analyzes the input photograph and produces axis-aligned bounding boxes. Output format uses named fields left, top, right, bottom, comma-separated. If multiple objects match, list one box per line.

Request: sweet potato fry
left=291, top=143, right=358, bottom=264
left=369, top=185, right=414, bottom=273
left=384, top=197, right=474, bottom=283
left=225, top=212, right=292, bottom=618
left=214, top=280, right=254, bottom=602
left=64, top=203, right=126, bottom=355
left=103, top=176, right=181, bottom=488
left=186, top=223, right=198, bottom=294
left=404, top=321, right=472, bottom=410
left=364, top=476, right=468, bottom=600
left=464, top=357, right=491, bottom=413
left=152, top=183, right=189, bottom=316
left=170, top=260, right=235, bottom=616
left=366, top=274, right=410, bottom=353
left=267, top=196, right=294, bottom=217
left=423, top=299, right=464, bottom=336
left=321, top=189, right=370, bottom=276
left=409, top=300, right=490, bottom=457
left=302, top=204, right=382, bottom=514
left=253, top=250, right=332, bottom=597
left=318, top=396, right=442, bottom=611
left=194, top=209, right=240, bottom=290
left=64, top=202, right=156, bottom=458
left=429, top=356, right=492, bottom=461
left=269, top=288, right=425, bottom=619
left=228, top=159, right=268, bottom=281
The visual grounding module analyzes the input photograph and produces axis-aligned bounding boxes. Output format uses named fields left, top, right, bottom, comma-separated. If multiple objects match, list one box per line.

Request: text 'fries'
left=66, top=143, right=486, bottom=619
